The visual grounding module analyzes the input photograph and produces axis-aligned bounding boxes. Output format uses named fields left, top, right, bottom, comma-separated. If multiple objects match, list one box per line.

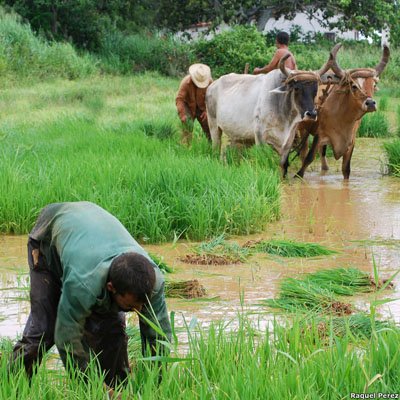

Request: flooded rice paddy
left=1, top=138, right=399, bottom=339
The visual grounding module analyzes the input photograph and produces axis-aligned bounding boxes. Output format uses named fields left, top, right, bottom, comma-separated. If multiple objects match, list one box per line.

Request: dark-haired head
left=276, top=31, right=290, bottom=45
left=107, top=252, right=156, bottom=308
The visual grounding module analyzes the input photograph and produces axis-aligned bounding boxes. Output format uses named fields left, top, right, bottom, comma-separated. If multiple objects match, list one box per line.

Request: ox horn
left=329, top=43, right=345, bottom=79
left=279, top=53, right=291, bottom=77
left=375, top=44, right=390, bottom=76
left=317, top=43, right=342, bottom=76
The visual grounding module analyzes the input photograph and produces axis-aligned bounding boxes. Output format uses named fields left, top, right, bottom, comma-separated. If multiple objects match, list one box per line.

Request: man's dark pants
left=11, top=238, right=130, bottom=386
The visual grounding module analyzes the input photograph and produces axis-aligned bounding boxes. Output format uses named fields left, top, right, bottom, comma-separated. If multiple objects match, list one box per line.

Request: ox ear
left=270, top=86, right=288, bottom=94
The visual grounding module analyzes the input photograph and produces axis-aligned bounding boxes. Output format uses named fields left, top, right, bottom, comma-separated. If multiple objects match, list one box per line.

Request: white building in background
left=260, top=9, right=359, bottom=41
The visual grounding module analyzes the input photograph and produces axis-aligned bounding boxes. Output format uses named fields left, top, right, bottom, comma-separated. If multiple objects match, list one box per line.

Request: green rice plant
left=194, top=234, right=251, bottom=262
left=253, top=239, right=337, bottom=258
left=378, top=96, right=389, bottom=112
left=165, top=279, right=206, bottom=299
left=397, top=104, right=400, bottom=136
left=384, top=138, right=400, bottom=176
left=0, top=9, right=97, bottom=83
left=141, top=120, right=177, bottom=140
left=148, top=253, right=174, bottom=273
left=262, top=277, right=350, bottom=314
left=358, top=111, right=391, bottom=138
left=3, top=310, right=400, bottom=399
left=305, top=267, right=373, bottom=296
left=0, top=75, right=281, bottom=242
left=326, top=313, right=393, bottom=339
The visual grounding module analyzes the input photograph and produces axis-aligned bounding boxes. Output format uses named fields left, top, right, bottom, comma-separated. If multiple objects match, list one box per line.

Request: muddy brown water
left=1, top=138, right=400, bottom=339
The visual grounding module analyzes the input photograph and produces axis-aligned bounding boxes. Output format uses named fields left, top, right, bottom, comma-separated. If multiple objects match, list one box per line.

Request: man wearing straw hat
left=176, top=63, right=212, bottom=144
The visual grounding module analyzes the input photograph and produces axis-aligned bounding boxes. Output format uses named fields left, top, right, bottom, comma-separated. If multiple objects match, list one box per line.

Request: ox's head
left=270, top=51, right=336, bottom=121
left=329, top=45, right=390, bottom=114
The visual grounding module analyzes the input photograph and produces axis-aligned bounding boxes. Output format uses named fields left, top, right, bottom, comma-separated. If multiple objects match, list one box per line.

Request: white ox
left=206, top=56, right=330, bottom=176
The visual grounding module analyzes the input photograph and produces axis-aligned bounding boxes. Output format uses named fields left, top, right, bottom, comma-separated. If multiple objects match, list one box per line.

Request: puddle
left=1, top=138, right=400, bottom=339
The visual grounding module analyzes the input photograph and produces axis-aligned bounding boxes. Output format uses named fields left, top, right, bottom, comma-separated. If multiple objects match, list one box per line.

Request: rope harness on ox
left=283, top=71, right=322, bottom=161
left=334, top=69, right=378, bottom=98
left=289, top=68, right=378, bottom=163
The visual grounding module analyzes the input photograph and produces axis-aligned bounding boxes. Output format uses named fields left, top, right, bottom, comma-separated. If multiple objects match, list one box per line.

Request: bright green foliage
left=358, top=112, right=391, bottom=138
left=0, top=9, right=97, bottom=82
left=2, top=312, right=400, bottom=398
left=193, top=25, right=268, bottom=77
left=0, top=74, right=280, bottom=242
left=254, top=239, right=337, bottom=258
left=99, top=31, right=194, bottom=76
left=384, top=139, right=400, bottom=176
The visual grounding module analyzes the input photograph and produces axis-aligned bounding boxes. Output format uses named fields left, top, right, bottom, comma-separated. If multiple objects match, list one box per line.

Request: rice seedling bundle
left=303, top=313, right=394, bottom=340
left=149, top=253, right=173, bottom=273
left=253, top=239, right=336, bottom=258
left=305, top=267, right=373, bottom=296
left=165, top=279, right=206, bottom=299
left=194, top=234, right=251, bottom=262
left=263, top=278, right=353, bottom=315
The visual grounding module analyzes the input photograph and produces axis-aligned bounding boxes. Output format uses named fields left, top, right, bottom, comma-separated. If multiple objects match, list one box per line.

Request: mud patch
left=370, top=276, right=395, bottom=290
left=179, top=254, right=241, bottom=265
left=165, top=279, right=206, bottom=299
left=329, top=301, right=353, bottom=315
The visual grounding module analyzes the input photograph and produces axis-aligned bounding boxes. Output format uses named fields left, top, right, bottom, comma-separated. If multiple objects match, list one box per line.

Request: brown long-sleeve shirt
left=175, top=75, right=211, bottom=122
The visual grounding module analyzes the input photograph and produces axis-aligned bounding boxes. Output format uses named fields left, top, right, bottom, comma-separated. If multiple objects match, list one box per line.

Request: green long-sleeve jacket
left=29, top=201, right=171, bottom=370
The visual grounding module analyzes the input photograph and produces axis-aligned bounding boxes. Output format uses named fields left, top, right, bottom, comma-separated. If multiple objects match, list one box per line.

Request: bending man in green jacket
left=11, top=201, right=171, bottom=390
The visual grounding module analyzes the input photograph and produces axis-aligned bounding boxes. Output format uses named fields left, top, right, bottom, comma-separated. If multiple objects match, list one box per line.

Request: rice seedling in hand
left=251, top=239, right=337, bottom=258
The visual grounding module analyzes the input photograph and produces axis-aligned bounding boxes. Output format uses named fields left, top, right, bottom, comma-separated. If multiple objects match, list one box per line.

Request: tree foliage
left=0, top=0, right=399, bottom=49
left=0, top=0, right=159, bottom=50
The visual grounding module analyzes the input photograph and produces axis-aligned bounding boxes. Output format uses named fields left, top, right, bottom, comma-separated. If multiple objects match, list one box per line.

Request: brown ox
left=295, top=44, right=390, bottom=180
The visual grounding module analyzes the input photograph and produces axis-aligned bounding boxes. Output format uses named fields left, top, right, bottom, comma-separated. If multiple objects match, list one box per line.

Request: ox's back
left=206, top=71, right=286, bottom=142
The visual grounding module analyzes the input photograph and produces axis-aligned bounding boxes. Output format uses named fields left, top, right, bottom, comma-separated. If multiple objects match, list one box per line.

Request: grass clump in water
left=358, top=111, right=391, bottom=138
left=251, top=239, right=337, bottom=258
left=384, top=138, right=400, bottom=176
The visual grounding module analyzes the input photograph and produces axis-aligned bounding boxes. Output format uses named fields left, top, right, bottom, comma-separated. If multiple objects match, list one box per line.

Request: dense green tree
left=0, top=0, right=159, bottom=49
left=1, top=0, right=399, bottom=48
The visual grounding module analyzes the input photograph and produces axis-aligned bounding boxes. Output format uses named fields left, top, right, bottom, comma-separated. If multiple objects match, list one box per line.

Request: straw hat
left=189, top=63, right=211, bottom=88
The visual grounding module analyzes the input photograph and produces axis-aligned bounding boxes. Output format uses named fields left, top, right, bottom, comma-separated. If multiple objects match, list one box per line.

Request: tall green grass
left=0, top=75, right=280, bottom=242
left=2, top=312, right=400, bottom=399
left=0, top=9, right=97, bottom=83
left=384, top=139, right=400, bottom=176
left=358, top=111, right=391, bottom=138
left=99, top=30, right=194, bottom=76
